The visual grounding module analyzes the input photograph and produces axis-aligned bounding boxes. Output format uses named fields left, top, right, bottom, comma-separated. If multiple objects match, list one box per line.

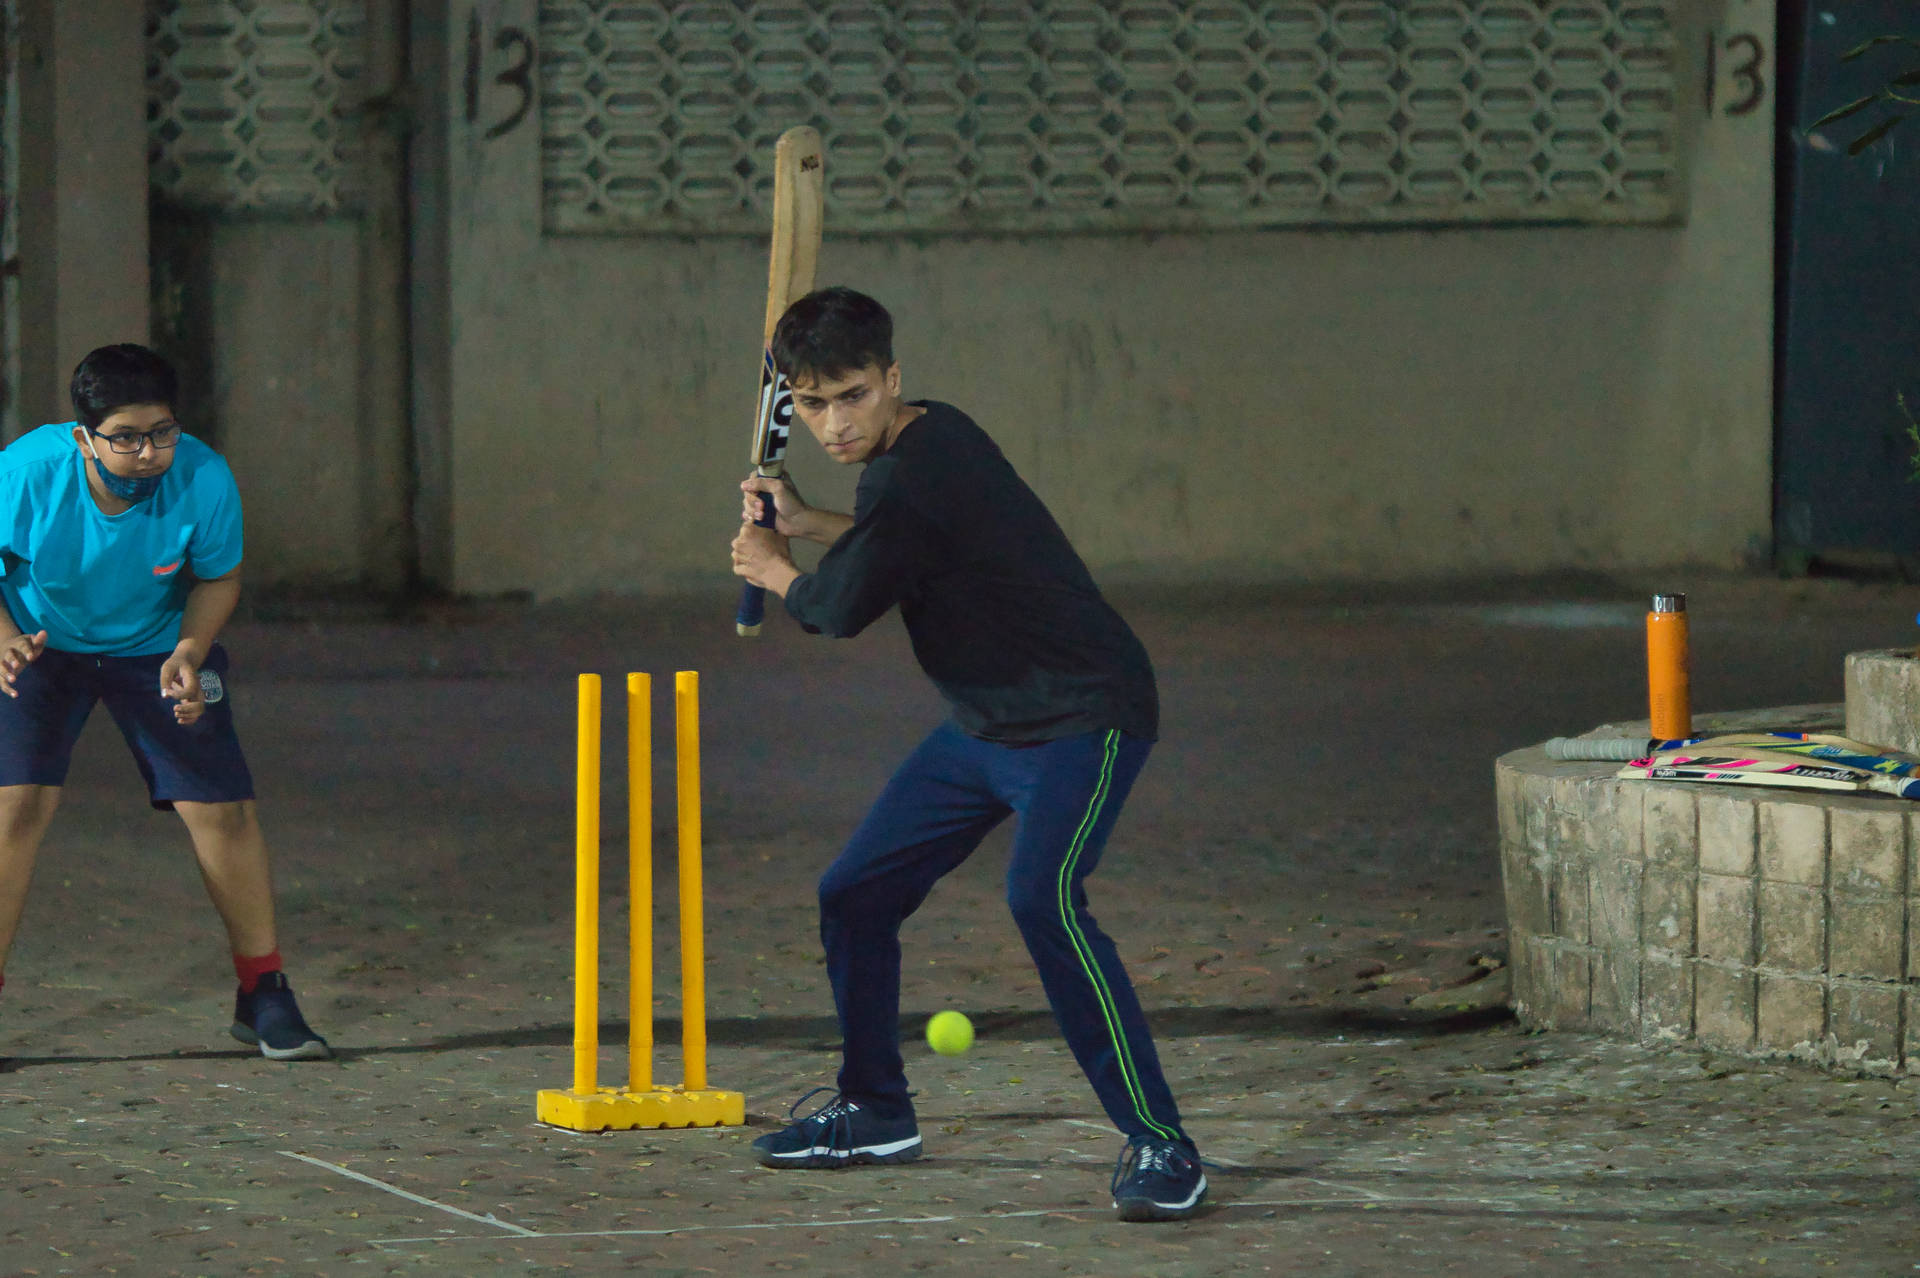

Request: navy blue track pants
left=820, top=722, right=1188, bottom=1145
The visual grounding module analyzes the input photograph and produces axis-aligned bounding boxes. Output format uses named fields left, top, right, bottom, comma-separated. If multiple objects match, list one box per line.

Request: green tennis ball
left=926, top=1010, right=974, bottom=1056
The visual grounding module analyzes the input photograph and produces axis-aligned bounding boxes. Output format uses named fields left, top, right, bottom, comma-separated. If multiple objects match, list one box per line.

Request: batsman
left=729, top=287, right=1206, bottom=1223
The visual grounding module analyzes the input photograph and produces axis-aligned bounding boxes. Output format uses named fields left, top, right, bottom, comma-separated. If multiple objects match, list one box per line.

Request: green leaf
left=1846, top=113, right=1909, bottom=154
left=1903, top=393, right=1920, bottom=485
left=1812, top=94, right=1882, bottom=128
left=1841, top=34, right=1920, bottom=60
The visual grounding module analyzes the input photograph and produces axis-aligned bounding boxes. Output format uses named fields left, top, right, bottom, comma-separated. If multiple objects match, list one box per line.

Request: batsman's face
left=791, top=362, right=904, bottom=465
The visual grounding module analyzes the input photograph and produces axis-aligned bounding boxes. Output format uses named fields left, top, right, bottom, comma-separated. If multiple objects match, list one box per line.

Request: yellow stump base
left=536, top=1085, right=746, bottom=1132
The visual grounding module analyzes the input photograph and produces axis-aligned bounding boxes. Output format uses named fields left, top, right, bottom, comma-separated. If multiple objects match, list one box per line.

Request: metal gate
left=1775, top=0, right=1920, bottom=571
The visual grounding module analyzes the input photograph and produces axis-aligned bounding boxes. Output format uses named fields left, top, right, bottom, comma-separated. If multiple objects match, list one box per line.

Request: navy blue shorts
left=0, top=643, right=255, bottom=809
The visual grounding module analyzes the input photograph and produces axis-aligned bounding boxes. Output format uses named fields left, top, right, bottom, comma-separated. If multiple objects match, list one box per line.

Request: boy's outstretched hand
left=160, top=649, right=208, bottom=725
left=0, top=630, right=47, bottom=697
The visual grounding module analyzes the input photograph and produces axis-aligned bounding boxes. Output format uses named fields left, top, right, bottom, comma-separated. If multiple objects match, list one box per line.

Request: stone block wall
left=1846, top=649, right=1920, bottom=758
left=1499, top=727, right=1919, bottom=1075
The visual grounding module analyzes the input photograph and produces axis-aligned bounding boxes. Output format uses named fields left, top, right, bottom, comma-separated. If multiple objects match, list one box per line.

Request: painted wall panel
left=202, top=220, right=365, bottom=587
left=439, top=2, right=1772, bottom=599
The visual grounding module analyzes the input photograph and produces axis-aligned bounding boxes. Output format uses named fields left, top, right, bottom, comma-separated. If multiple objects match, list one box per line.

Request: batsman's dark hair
left=771, top=286, right=894, bottom=385
left=70, top=343, right=179, bottom=429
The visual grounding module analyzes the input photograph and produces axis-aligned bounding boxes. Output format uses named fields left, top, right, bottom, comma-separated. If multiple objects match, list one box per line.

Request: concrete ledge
left=1499, top=703, right=1919, bottom=1076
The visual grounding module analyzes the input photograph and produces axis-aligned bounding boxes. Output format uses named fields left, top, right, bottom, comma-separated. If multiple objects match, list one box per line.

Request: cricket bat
left=1550, top=731, right=1920, bottom=777
left=736, top=126, right=825, bottom=637
left=1546, top=732, right=1813, bottom=762
left=1619, top=753, right=1920, bottom=800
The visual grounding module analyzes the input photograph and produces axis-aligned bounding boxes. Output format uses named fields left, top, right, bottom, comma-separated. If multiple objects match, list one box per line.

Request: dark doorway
left=1774, top=0, right=1920, bottom=573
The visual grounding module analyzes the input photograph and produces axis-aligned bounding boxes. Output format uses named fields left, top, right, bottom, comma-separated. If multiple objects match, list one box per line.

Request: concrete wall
left=9, top=0, right=402, bottom=591
left=435, top=0, right=1777, bottom=600
left=9, top=0, right=148, bottom=437
left=150, top=212, right=413, bottom=591
left=142, top=2, right=413, bottom=593
left=193, top=220, right=368, bottom=587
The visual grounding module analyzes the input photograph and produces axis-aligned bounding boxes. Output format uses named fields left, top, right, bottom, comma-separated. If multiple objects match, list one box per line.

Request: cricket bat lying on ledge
left=1545, top=731, right=1920, bottom=800
left=1547, top=731, right=1920, bottom=777
left=1617, top=753, right=1920, bottom=800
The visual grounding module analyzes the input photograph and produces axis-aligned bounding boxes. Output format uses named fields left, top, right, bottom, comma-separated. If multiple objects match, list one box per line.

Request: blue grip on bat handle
left=734, top=492, right=777, bottom=637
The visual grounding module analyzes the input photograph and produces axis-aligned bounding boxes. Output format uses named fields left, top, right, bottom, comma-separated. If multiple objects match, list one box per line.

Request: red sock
left=234, top=949, right=283, bottom=993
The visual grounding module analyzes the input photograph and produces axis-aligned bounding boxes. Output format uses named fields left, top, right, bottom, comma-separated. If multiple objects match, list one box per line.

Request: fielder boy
left=0, top=344, right=329, bottom=1060
left=730, top=288, right=1204, bottom=1222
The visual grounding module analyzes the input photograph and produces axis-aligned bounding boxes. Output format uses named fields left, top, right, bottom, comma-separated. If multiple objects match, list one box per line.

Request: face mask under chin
left=86, top=440, right=163, bottom=503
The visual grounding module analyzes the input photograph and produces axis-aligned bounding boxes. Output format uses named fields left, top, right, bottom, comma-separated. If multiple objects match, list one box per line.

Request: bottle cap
left=1651, top=592, right=1686, bottom=613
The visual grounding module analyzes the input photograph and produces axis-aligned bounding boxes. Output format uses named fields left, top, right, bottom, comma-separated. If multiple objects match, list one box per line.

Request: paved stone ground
left=2, top=573, right=1917, bottom=1276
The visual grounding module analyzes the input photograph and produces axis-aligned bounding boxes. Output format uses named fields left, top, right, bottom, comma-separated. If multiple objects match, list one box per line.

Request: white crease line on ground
left=1299, top=1176, right=1391, bottom=1201
left=368, top=1193, right=1532, bottom=1248
left=278, top=1151, right=539, bottom=1237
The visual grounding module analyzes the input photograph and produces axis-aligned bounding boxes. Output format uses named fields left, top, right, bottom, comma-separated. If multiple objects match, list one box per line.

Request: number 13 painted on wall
left=465, top=7, right=536, bottom=140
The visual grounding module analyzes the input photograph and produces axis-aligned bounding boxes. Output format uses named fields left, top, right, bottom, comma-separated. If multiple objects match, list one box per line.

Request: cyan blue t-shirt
left=0, top=422, right=244, bottom=656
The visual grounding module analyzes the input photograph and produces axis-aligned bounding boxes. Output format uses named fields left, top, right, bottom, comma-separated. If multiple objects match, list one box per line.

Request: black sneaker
left=751, top=1088, right=922, bottom=1169
left=1111, top=1136, right=1208, bottom=1222
left=230, top=971, right=332, bottom=1061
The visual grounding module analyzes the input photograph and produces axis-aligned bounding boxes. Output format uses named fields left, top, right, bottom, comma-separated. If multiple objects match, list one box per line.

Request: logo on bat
left=770, top=376, right=794, bottom=444
left=757, top=349, right=792, bottom=464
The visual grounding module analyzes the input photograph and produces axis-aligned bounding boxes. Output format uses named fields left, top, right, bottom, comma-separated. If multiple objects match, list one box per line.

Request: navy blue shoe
left=752, top=1089, right=921, bottom=1169
left=230, top=971, right=331, bottom=1061
left=1111, top=1136, right=1207, bottom=1222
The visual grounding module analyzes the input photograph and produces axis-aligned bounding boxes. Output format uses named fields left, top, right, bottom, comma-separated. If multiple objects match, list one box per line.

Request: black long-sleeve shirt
left=784, top=401, right=1158, bottom=744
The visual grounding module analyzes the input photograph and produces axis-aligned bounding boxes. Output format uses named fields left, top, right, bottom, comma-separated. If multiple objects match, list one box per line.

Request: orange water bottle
left=1646, top=592, right=1691, bottom=742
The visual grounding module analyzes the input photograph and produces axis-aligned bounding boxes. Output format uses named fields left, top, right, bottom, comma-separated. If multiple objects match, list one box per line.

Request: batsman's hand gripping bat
left=736, top=126, right=824, bottom=637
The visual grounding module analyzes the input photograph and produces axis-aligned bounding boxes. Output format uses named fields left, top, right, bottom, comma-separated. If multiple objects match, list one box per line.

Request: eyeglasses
left=89, top=423, right=182, bottom=454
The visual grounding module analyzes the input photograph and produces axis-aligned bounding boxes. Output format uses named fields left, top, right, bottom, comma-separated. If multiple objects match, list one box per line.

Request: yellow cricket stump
left=536, top=671, right=745, bottom=1131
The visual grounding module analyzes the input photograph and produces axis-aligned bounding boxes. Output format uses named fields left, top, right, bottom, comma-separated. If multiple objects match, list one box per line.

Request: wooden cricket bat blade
left=736, top=126, right=825, bottom=637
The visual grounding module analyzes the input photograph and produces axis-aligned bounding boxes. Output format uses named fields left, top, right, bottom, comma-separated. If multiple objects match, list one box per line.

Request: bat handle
left=1545, top=734, right=1713, bottom=761
left=1544, top=736, right=1653, bottom=762
left=734, top=492, right=777, bottom=637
